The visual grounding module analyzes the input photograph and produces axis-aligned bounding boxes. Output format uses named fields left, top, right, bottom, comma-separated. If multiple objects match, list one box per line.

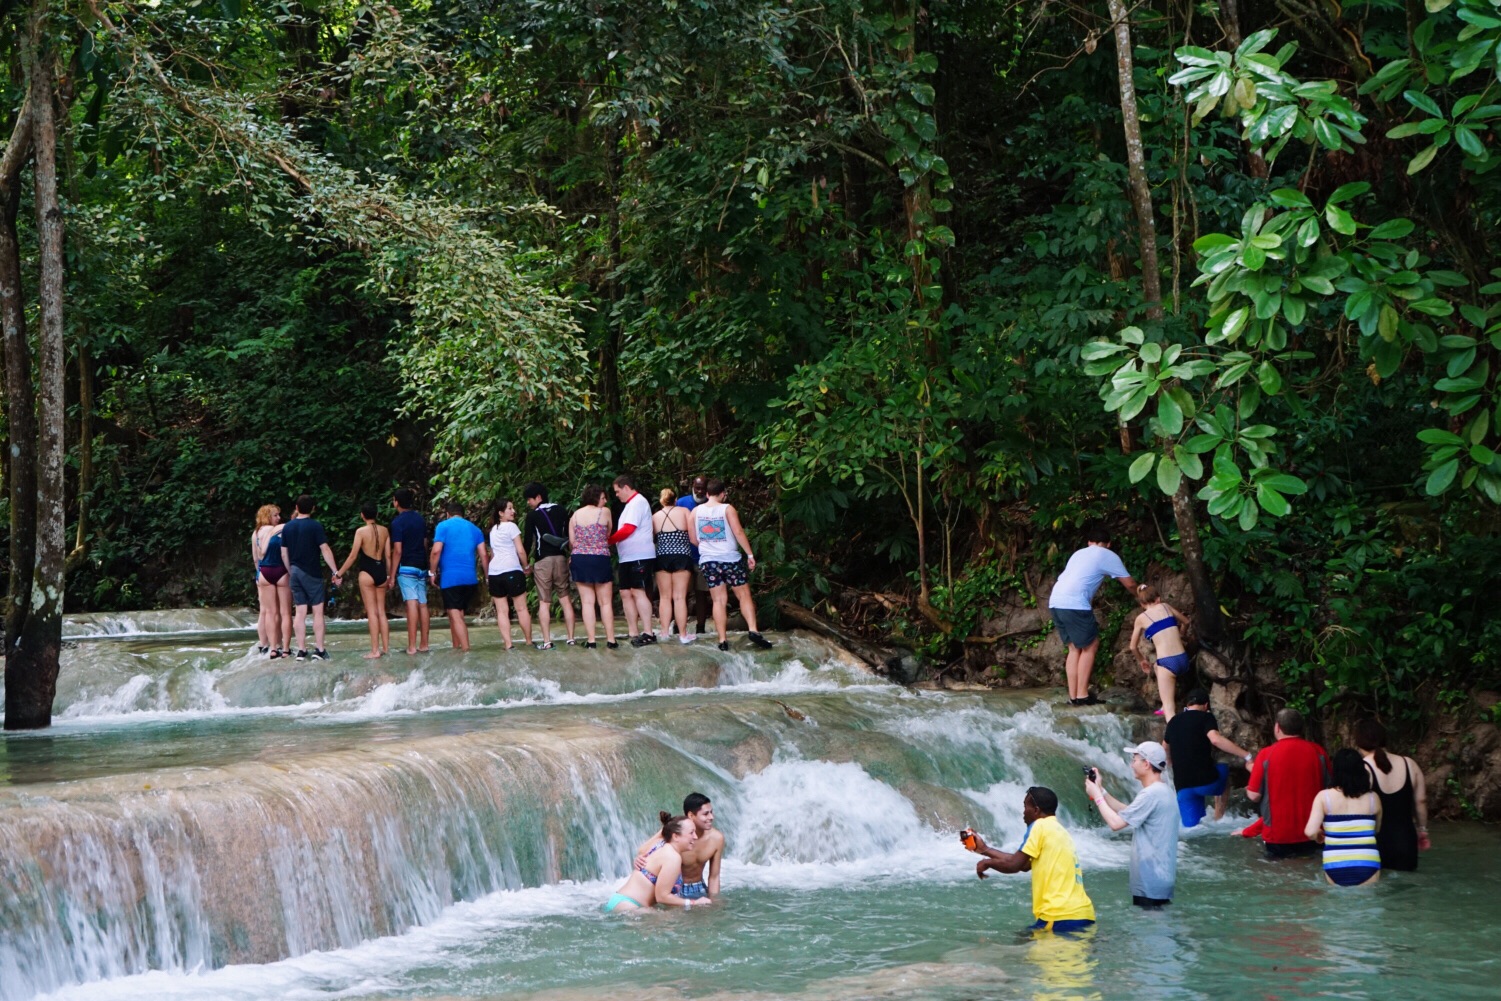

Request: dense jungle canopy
left=2, top=0, right=1500, bottom=729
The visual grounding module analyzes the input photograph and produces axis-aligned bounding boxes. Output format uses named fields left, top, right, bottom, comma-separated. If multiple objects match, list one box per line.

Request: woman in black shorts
left=486, top=498, right=533, bottom=649
left=569, top=484, right=617, bottom=649
left=653, top=488, right=696, bottom=643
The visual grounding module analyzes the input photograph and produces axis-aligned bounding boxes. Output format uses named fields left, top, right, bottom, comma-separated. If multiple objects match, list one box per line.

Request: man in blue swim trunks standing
left=1046, top=525, right=1137, bottom=705
left=390, top=488, right=430, bottom=655
left=1163, top=688, right=1256, bottom=828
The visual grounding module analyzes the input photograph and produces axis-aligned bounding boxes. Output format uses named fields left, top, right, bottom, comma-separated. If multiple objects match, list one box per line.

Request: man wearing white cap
left=1084, top=740, right=1180, bottom=908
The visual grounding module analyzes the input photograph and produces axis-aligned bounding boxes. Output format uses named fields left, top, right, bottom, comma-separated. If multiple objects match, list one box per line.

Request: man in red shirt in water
left=1246, top=708, right=1331, bottom=858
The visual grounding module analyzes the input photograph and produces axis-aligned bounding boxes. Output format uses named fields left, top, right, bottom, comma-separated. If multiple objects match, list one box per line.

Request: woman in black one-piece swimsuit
left=1355, top=719, right=1430, bottom=871
left=338, top=503, right=392, bottom=659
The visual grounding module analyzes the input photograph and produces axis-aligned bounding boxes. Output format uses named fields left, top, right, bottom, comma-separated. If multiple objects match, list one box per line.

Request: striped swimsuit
left=1321, top=790, right=1381, bottom=886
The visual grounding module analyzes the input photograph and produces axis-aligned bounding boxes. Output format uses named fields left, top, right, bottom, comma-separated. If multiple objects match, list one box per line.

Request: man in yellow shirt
left=963, top=786, right=1096, bottom=933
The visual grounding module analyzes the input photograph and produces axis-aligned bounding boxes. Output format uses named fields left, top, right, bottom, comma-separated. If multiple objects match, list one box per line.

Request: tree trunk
left=1108, top=0, right=1226, bottom=643
left=7, top=12, right=65, bottom=731
left=1, top=55, right=37, bottom=672
left=70, top=343, right=94, bottom=565
left=1106, top=0, right=1163, bottom=323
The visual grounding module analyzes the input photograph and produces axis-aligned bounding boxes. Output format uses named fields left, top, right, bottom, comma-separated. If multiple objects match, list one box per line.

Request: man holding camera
left=1085, top=741, right=1180, bottom=908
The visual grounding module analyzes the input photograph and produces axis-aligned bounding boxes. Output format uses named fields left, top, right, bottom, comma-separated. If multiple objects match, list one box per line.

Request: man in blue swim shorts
left=1163, top=688, right=1256, bottom=827
left=635, top=792, right=724, bottom=901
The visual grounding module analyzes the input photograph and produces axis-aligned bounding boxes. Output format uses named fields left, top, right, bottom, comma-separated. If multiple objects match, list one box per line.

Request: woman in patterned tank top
left=653, top=488, right=696, bottom=643
left=569, top=484, right=616, bottom=649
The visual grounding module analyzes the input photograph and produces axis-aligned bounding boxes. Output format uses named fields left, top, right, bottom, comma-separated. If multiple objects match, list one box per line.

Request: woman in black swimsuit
left=653, top=489, right=696, bottom=643
left=339, top=503, right=392, bottom=660
left=1354, top=719, right=1430, bottom=871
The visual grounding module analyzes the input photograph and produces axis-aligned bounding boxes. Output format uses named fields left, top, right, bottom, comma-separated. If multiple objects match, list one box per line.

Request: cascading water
left=2, top=610, right=1497, bottom=1001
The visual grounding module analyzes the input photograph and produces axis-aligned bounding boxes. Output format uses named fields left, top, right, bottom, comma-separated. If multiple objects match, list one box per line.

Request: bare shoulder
left=704, top=828, right=726, bottom=853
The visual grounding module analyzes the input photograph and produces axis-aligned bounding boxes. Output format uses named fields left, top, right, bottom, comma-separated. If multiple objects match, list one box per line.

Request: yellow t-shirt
left=1019, top=815, right=1096, bottom=923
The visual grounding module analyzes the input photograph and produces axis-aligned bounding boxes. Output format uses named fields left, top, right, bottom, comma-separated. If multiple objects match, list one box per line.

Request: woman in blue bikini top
left=603, top=811, right=712, bottom=913
left=1129, top=583, right=1190, bottom=719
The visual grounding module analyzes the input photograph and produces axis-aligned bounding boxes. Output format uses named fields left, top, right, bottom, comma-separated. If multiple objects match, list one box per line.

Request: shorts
left=617, top=558, right=657, bottom=590
left=1177, top=763, right=1230, bottom=828
left=1157, top=652, right=1192, bottom=676
left=1132, top=895, right=1171, bottom=908
left=259, top=565, right=287, bottom=585
left=656, top=554, right=695, bottom=574
left=699, top=559, right=748, bottom=589
left=442, top=584, right=476, bottom=612
left=488, top=571, right=528, bottom=599
left=396, top=567, right=428, bottom=604
left=533, top=555, right=571, bottom=602
left=289, top=566, right=325, bottom=607
left=1049, top=607, right=1100, bottom=648
left=680, top=879, right=709, bottom=900
left=570, top=554, right=614, bottom=585
left=1264, top=840, right=1321, bottom=859
left=1029, top=918, right=1095, bottom=934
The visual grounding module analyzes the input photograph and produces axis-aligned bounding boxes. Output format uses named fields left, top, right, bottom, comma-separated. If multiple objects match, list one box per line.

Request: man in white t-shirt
left=1046, top=525, right=1136, bottom=706
left=609, top=474, right=657, bottom=646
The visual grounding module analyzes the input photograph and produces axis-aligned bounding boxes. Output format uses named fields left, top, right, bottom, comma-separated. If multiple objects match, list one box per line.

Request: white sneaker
left=680, top=635, right=696, bottom=645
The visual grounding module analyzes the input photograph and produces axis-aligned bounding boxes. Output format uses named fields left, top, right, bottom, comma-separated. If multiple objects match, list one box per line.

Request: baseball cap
left=1122, top=740, right=1168, bottom=770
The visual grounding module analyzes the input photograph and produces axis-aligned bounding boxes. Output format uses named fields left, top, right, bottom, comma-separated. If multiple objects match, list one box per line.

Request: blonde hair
left=660, top=487, right=676, bottom=508
left=1137, top=582, right=1161, bottom=603
left=255, top=504, right=279, bottom=529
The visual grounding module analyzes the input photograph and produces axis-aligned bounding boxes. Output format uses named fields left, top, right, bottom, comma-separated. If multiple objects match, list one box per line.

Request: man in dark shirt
left=523, top=482, right=575, bottom=648
left=1164, top=688, right=1255, bottom=827
left=279, top=493, right=341, bottom=661
left=390, top=488, right=430, bottom=655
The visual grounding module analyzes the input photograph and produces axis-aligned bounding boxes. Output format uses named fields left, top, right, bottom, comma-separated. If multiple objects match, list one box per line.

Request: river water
left=2, top=611, right=1496, bottom=1001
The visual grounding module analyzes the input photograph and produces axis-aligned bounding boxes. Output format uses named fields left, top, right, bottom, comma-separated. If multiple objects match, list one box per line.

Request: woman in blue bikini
left=604, top=812, right=712, bottom=913
left=1129, top=584, right=1190, bottom=719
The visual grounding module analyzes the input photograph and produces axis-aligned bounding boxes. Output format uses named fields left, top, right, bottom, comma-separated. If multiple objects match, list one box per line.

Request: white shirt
left=615, top=492, right=656, bottom=562
left=694, top=502, right=741, bottom=563
left=487, top=522, right=523, bottom=575
left=1047, top=545, right=1130, bottom=610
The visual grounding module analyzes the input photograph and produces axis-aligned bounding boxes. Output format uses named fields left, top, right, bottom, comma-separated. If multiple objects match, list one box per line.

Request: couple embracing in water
left=604, top=793, right=724, bottom=913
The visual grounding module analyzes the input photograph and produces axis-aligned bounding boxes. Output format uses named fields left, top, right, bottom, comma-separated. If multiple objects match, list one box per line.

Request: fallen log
left=776, top=599, right=920, bottom=684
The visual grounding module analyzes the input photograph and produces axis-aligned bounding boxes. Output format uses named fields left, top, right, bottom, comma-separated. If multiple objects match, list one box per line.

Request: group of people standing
left=964, top=707, right=1431, bottom=934
left=249, top=476, right=776, bottom=661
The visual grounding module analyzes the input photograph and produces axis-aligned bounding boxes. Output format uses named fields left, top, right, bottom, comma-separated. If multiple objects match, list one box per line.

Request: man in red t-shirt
left=1246, top=708, right=1331, bottom=857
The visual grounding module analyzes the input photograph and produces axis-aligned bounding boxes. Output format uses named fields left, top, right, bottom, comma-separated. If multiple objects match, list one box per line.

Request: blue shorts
left=680, top=879, right=709, bottom=900
left=1177, top=763, right=1229, bottom=827
left=1157, top=652, right=1192, bottom=676
left=396, top=567, right=428, bottom=604
left=1049, top=608, right=1099, bottom=648
left=1030, top=918, right=1096, bottom=935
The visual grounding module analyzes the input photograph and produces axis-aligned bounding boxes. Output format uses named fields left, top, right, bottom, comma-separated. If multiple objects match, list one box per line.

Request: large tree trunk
left=1, top=55, right=37, bottom=678
left=7, top=12, right=65, bottom=731
left=1107, top=0, right=1226, bottom=643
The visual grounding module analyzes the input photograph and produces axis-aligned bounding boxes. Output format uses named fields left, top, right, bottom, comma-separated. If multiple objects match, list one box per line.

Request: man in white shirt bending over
left=1047, top=525, right=1137, bottom=706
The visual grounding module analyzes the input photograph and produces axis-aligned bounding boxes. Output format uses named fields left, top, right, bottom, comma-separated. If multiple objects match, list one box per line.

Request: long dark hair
left=1353, top=719, right=1391, bottom=774
left=1331, top=748, right=1373, bottom=798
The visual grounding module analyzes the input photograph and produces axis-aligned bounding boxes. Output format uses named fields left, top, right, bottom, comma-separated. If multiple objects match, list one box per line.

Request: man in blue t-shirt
left=1046, top=525, right=1137, bottom=706
left=279, top=493, right=342, bottom=661
left=430, top=500, right=485, bottom=652
left=390, top=488, right=430, bottom=655
left=677, top=475, right=709, bottom=635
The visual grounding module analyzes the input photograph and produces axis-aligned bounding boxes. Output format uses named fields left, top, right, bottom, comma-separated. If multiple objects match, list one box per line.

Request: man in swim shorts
left=430, top=500, right=485, bottom=652
left=523, top=482, right=576, bottom=648
left=1163, top=688, right=1255, bottom=827
left=1046, top=525, right=1137, bottom=705
left=280, top=493, right=342, bottom=661
left=962, top=787, right=1095, bottom=933
left=634, top=791, right=724, bottom=901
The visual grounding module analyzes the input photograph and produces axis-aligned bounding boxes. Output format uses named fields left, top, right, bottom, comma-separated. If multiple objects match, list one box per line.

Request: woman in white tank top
left=689, top=479, right=773, bottom=652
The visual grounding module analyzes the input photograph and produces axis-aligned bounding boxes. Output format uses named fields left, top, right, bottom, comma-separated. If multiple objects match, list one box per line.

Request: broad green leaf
left=1404, top=89, right=1444, bottom=118
left=1408, top=144, right=1440, bottom=173
left=1367, top=218, right=1414, bottom=240
left=1157, top=455, right=1183, bottom=495
left=1472, top=444, right=1498, bottom=466
left=1129, top=452, right=1156, bottom=483
left=1417, top=428, right=1465, bottom=446
left=1258, top=360, right=1284, bottom=394
left=1327, top=182, right=1371, bottom=204
left=1120, top=326, right=1145, bottom=345
left=1425, top=457, right=1460, bottom=494
left=1325, top=204, right=1358, bottom=235
left=1193, top=233, right=1238, bottom=252
left=1081, top=341, right=1128, bottom=360
left=1158, top=393, right=1185, bottom=435
left=1256, top=484, right=1291, bottom=517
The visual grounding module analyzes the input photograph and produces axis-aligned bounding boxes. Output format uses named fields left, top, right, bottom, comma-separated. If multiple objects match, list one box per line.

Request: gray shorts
left=1050, top=607, right=1100, bottom=648
left=290, top=566, right=325, bottom=607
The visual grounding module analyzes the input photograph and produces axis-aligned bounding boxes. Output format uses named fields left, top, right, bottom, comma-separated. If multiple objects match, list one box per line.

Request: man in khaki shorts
left=523, top=482, right=576, bottom=648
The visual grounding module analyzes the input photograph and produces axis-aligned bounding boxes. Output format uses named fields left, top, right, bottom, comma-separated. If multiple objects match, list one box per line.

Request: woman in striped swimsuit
left=1305, top=748, right=1383, bottom=886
